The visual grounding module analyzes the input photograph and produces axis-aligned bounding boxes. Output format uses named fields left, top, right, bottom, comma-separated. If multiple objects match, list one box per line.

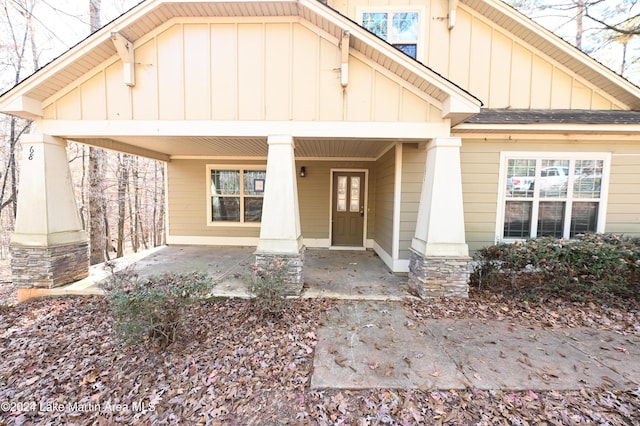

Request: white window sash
left=496, top=152, right=611, bottom=242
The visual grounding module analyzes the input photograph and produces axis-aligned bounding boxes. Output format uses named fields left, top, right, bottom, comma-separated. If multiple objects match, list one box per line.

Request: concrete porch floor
left=61, top=245, right=410, bottom=300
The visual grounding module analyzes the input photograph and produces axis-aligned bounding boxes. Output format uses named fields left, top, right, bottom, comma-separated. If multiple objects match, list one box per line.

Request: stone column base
left=408, top=249, right=470, bottom=298
left=11, top=241, right=89, bottom=289
left=254, top=248, right=305, bottom=296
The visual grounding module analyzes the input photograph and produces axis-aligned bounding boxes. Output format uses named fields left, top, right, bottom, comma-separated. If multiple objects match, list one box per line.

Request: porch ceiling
left=70, top=136, right=397, bottom=160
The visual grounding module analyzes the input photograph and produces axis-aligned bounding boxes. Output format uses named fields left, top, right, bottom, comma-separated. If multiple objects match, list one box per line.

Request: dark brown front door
left=332, top=172, right=365, bottom=246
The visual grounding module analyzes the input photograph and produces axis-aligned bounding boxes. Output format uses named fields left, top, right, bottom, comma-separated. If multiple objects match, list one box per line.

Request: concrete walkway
left=311, top=300, right=640, bottom=391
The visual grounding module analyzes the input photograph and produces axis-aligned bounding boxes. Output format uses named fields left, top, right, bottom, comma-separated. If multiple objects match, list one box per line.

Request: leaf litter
left=0, top=285, right=638, bottom=425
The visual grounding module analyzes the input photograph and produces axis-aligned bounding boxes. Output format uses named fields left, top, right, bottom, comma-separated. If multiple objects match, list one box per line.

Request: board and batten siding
left=328, top=0, right=625, bottom=110
left=373, top=146, right=396, bottom=256
left=43, top=20, right=442, bottom=124
left=460, top=139, right=640, bottom=253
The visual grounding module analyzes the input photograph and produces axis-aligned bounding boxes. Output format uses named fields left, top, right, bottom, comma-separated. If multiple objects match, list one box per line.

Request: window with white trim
left=499, top=154, right=609, bottom=240
left=207, top=166, right=266, bottom=224
left=361, top=10, right=420, bottom=59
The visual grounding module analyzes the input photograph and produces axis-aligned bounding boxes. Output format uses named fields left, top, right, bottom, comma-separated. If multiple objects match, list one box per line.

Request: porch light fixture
left=300, top=166, right=306, bottom=177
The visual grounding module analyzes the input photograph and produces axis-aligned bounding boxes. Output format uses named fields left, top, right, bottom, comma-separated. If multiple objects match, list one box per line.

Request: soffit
left=461, top=0, right=640, bottom=110
left=71, top=136, right=396, bottom=158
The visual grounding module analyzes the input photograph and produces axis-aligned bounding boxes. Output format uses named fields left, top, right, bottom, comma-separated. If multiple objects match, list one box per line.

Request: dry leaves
left=0, top=289, right=639, bottom=424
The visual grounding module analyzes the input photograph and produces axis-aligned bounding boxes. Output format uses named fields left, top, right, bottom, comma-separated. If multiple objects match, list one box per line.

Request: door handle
left=360, top=207, right=364, bottom=217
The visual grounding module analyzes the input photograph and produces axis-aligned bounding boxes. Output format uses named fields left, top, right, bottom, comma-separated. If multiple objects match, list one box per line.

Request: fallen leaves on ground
left=405, top=288, right=640, bottom=336
left=0, top=289, right=638, bottom=424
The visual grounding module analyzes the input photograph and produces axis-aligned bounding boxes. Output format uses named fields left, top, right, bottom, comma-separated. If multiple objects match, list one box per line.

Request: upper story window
left=361, top=10, right=420, bottom=59
left=207, top=166, right=266, bottom=225
left=498, top=153, right=610, bottom=240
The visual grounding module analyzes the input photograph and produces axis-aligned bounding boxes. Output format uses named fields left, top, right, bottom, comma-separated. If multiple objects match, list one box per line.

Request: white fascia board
left=41, top=120, right=452, bottom=140
left=442, top=95, right=481, bottom=125
left=0, top=95, right=44, bottom=119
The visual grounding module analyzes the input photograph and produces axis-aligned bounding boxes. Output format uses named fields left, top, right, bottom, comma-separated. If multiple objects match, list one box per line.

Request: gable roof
left=462, top=0, right=640, bottom=110
left=0, top=0, right=481, bottom=122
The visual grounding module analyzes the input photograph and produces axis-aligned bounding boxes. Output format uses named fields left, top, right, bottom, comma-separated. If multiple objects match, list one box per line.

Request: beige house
left=1, top=0, right=639, bottom=298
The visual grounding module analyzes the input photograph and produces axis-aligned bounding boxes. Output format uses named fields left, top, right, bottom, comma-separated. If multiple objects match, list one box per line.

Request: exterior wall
left=372, top=147, right=395, bottom=255
left=43, top=19, right=441, bottom=123
left=328, top=0, right=626, bottom=110
left=167, top=157, right=377, bottom=244
left=399, top=144, right=426, bottom=259
left=460, top=139, right=640, bottom=253
left=297, top=160, right=377, bottom=242
left=167, top=159, right=265, bottom=240
left=607, top=155, right=640, bottom=235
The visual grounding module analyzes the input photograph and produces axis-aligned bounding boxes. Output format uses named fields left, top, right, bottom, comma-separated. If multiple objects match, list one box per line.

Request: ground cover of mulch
left=0, top=285, right=639, bottom=425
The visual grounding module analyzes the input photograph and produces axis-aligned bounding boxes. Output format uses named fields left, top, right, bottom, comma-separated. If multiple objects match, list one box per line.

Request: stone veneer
left=408, top=249, right=471, bottom=298
left=254, top=248, right=305, bottom=296
left=10, top=242, right=89, bottom=288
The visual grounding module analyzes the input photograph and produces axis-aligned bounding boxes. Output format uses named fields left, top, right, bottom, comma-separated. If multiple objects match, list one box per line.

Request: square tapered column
left=409, top=137, right=470, bottom=298
left=10, top=134, right=88, bottom=290
left=255, top=135, right=304, bottom=295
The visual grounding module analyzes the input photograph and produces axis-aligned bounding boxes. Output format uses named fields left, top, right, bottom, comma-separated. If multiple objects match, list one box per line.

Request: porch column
left=254, top=135, right=304, bottom=295
left=10, top=134, right=89, bottom=293
left=409, top=137, right=471, bottom=298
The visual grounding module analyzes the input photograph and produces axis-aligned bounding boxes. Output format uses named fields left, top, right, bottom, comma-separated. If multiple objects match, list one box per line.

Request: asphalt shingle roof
left=465, top=109, right=640, bottom=125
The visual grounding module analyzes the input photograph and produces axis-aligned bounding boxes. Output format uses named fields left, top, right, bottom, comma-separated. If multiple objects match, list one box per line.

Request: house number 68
left=28, top=146, right=34, bottom=160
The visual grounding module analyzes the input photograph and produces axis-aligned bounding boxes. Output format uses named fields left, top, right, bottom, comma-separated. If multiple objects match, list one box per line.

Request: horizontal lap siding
left=461, top=142, right=501, bottom=252
left=293, top=160, right=376, bottom=240
left=167, top=159, right=264, bottom=238
left=399, top=145, right=425, bottom=260
left=373, top=147, right=395, bottom=255
left=460, top=139, right=640, bottom=252
left=607, top=155, right=640, bottom=236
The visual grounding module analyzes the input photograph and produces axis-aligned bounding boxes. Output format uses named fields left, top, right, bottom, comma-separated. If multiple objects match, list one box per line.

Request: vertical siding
left=80, top=73, right=106, bottom=120
left=328, top=0, right=625, bottom=110
left=399, top=144, right=426, bottom=259
left=373, top=147, right=395, bottom=256
left=184, top=23, right=211, bottom=120
left=47, top=20, right=438, bottom=122
left=211, top=23, right=238, bottom=120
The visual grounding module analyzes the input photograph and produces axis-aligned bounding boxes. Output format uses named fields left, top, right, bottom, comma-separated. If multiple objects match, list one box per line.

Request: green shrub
left=107, top=271, right=212, bottom=348
left=471, top=234, right=640, bottom=301
left=249, top=261, right=290, bottom=318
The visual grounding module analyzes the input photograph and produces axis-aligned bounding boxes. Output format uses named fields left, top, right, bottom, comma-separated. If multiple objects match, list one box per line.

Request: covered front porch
left=15, top=246, right=410, bottom=303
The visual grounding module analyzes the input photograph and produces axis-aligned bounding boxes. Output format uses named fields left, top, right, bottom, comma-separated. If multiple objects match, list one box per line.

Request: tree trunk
left=116, top=154, right=129, bottom=258
left=575, top=0, right=584, bottom=50
left=88, top=147, right=106, bottom=264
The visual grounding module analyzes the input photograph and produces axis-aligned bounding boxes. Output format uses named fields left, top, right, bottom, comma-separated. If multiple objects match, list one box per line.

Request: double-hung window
left=361, top=10, right=420, bottom=59
left=207, top=166, right=266, bottom=225
left=499, top=153, right=610, bottom=240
